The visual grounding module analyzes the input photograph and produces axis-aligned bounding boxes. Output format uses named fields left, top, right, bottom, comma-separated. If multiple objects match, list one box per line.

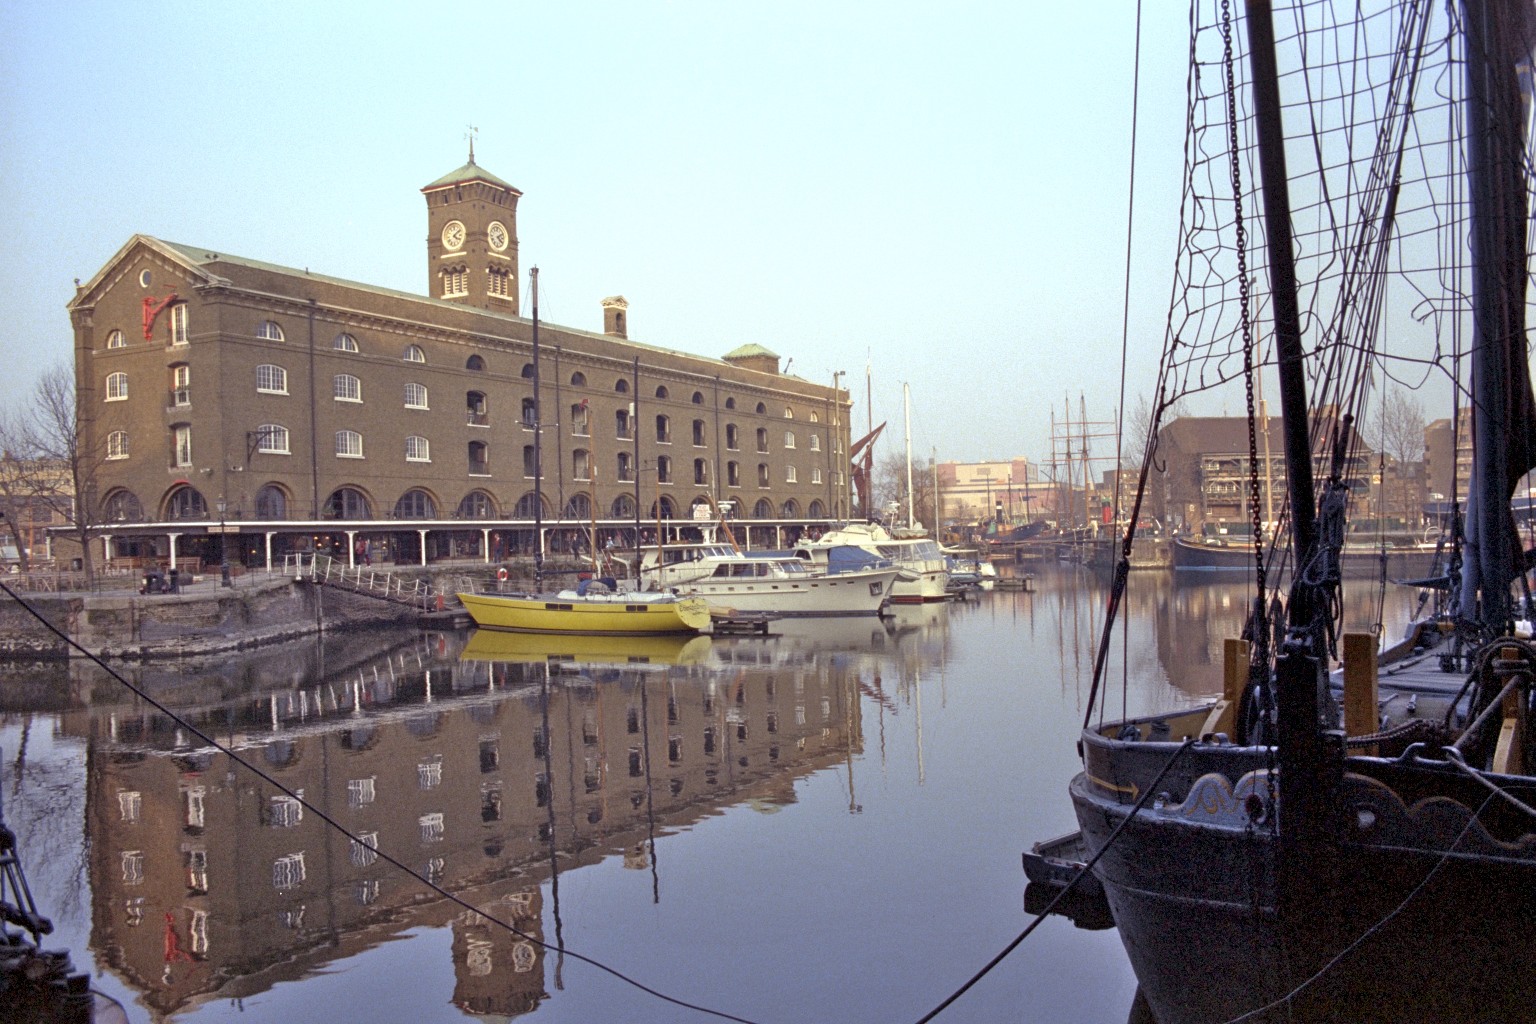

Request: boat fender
left=496, top=567, right=508, bottom=581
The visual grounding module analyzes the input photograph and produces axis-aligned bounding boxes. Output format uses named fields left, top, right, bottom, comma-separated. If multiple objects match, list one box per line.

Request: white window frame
left=106, top=329, right=126, bottom=349
left=333, top=332, right=359, bottom=352
left=256, top=424, right=290, bottom=454
left=403, top=344, right=426, bottom=363
left=256, top=364, right=289, bottom=394
left=404, top=382, right=429, bottom=410
left=105, top=372, right=128, bottom=401
left=405, top=435, right=431, bottom=462
left=784, top=431, right=796, bottom=449
left=256, top=320, right=285, bottom=342
left=333, top=374, right=362, bottom=403
left=172, top=364, right=191, bottom=406
left=336, top=430, right=364, bottom=459
left=786, top=466, right=798, bottom=484
left=174, top=425, right=193, bottom=468
left=107, top=430, right=129, bottom=460
left=169, top=304, right=189, bottom=345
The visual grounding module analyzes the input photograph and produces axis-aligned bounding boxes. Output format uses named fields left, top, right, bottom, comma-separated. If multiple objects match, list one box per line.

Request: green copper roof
left=421, top=158, right=519, bottom=193
left=723, top=343, right=780, bottom=360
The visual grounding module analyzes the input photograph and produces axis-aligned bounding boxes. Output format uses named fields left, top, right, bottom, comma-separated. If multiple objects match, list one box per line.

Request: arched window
left=336, top=430, right=363, bottom=458
left=570, top=371, right=587, bottom=387
left=325, top=488, right=372, bottom=519
left=106, top=329, right=126, bottom=349
left=466, top=391, right=487, bottom=425
left=725, top=396, right=736, bottom=410
left=650, top=496, right=677, bottom=519
left=457, top=490, right=496, bottom=518
left=166, top=486, right=208, bottom=521
left=657, top=455, right=672, bottom=483
left=255, top=424, right=290, bottom=454
left=808, top=500, right=825, bottom=518
left=106, top=431, right=129, bottom=460
left=655, top=414, right=671, bottom=443
left=333, top=333, right=359, bottom=352
left=617, top=451, right=634, bottom=481
left=256, top=320, right=284, bottom=342
left=781, top=499, right=800, bottom=518
left=403, top=344, right=426, bottom=363
left=256, top=364, right=288, bottom=394
left=563, top=493, right=591, bottom=518
left=468, top=440, right=488, bottom=475
left=105, top=372, right=128, bottom=401
left=333, top=374, right=361, bottom=402
left=784, top=407, right=794, bottom=418
left=727, top=461, right=740, bottom=487
left=753, top=498, right=773, bottom=518
left=755, top=402, right=767, bottom=415
left=810, top=411, right=820, bottom=423
left=102, top=489, right=143, bottom=522
left=692, top=391, right=704, bottom=405
left=405, top=436, right=430, bottom=462
left=255, top=485, right=288, bottom=519
left=611, top=493, right=637, bottom=518
left=520, top=363, right=535, bottom=379
left=466, top=354, right=486, bottom=371
left=692, top=419, right=706, bottom=446
left=404, top=383, right=428, bottom=409
left=655, top=385, right=669, bottom=400
left=394, top=489, right=437, bottom=519
left=615, top=378, right=629, bottom=394
left=573, top=449, right=590, bottom=480
left=693, top=458, right=708, bottom=485
left=514, top=492, right=548, bottom=518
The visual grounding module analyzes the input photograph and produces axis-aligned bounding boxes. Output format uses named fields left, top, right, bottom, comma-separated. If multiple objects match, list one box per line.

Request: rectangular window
left=347, top=777, right=376, bottom=808
left=418, top=759, right=443, bottom=789
left=170, top=304, right=189, bottom=345
left=404, top=382, right=429, bottom=409
left=172, top=365, right=191, bottom=406
left=272, top=853, right=306, bottom=890
left=105, top=372, right=128, bottom=401
left=406, top=435, right=430, bottom=462
left=174, top=425, right=193, bottom=468
left=350, top=832, right=380, bottom=867
left=336, top=430, right=363, bottom=458
left=107, top=431, right=129, bottom=460
left=785, top=431, right=796, bottom=449
left=812, top=467, right=823, bottom=484
left=419, top=812, right=445, bottom=844
left=786, top=466, right=797, bottom=484
left=269, top=795, right=304, bottom=827
left=256, top=425, right=290, bottom=454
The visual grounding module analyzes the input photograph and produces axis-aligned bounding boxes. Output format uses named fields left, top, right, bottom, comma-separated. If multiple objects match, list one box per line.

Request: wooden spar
left=1243, top=0, right=1343, bottom=921
left=1343, top=633, right=1380, bottom=756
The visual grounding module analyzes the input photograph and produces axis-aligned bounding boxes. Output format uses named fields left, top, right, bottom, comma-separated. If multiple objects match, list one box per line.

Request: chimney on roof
left=602, top=296, right=629, bottom=339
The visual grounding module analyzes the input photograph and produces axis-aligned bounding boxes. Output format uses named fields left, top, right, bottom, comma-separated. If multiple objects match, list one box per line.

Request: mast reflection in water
left=0, top=569, right=1422, bottom=1022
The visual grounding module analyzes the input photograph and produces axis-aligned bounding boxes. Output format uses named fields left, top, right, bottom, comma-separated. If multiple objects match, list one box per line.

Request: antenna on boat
left=532, top=267, right=543, bottom=589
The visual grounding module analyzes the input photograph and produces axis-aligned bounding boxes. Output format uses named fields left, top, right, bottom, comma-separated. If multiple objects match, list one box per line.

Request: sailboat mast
left=903, top=382, right=915, bottom=530
left=1247, top=2, right=1320, bottom=628
left=531, top=267, right=544, bottom=587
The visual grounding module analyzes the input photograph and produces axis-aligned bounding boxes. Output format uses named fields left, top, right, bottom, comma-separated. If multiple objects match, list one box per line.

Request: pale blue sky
left=1, top=1, right=1189, bottom=466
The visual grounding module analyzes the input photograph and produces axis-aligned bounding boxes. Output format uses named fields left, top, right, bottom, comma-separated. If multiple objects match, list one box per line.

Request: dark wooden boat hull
left=1071, top=736, right=1536, bottom=1024
left=1170, top=535, right=1442, bottom=580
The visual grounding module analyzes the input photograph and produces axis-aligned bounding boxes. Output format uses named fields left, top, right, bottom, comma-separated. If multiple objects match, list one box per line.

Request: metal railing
left=281, top=554, right=445, bottom=611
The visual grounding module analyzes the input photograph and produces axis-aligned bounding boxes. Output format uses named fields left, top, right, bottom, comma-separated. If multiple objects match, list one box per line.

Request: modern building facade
left=68, top=155, right=852, bottom=570
left=934, top=458, right=1037, bottom=525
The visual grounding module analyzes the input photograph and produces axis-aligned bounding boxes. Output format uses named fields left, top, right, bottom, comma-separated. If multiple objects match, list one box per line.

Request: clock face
left=442, top=220, right=466, bottom=251
left=488, top=221, right=509, bottom=252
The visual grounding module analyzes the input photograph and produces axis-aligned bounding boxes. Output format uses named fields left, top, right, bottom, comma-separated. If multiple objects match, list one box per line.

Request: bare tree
left=13, top=364, right=105, bottom=580
left=874, top=452, right=936, bottom=531
left=1124, top=391, right=1192, bottom=469
left=1363, top=386, right=1426, bottom=464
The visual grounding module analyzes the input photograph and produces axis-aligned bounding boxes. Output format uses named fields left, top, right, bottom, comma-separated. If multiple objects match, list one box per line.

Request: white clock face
left=488, top=221, right=508, bottom=252
left=442, top=220, right=466, bottom=251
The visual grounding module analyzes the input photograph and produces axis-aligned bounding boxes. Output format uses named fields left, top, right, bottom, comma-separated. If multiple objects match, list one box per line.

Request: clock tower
left=422, top=144, right=522, bottom=314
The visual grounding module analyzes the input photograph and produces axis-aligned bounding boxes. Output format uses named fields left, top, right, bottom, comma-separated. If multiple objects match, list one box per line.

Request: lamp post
left=216, top=497, right=231, bottom=588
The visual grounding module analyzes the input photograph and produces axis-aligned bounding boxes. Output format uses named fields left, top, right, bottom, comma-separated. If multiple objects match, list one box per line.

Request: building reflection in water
left=73, top=622, right=901, bottom=1019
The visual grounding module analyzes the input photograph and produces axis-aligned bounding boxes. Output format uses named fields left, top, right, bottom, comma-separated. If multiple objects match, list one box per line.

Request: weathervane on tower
left=466, top=124, right=478, bottom=163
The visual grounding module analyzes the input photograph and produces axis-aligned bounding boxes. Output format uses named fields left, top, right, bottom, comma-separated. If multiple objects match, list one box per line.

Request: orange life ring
left=496, top=567, right=508, bottom=581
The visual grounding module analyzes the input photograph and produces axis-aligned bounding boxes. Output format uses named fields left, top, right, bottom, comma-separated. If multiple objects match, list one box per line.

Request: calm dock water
left=0, top=568, right=1421, bottom=1023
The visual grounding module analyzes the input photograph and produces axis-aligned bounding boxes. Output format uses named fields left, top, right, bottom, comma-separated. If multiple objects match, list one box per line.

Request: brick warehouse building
left=68, top=154, right=852, bottom=572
